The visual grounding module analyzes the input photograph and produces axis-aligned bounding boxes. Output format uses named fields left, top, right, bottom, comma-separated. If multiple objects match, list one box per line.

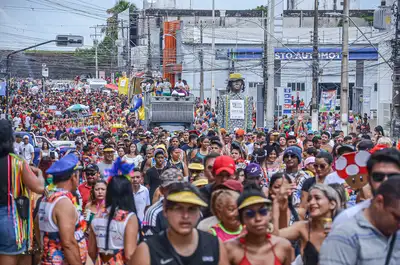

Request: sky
left=0, top=0, right=378, bottom=51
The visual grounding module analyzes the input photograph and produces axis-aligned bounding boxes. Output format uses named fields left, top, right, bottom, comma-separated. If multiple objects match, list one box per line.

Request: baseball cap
left=245, top=163, right=263, bottom=179
left=23, top=135, right=29, bottom=140
left=304, top=157, right=315, bottom=167
left=166, top=190, right=207, bottom=207
left=215, top=179, right=243, bottom=193
left=307, top=130, right=314, bottom=135
left=238, top=195, right=271, bottom=210
left=85, top=163, right=99, bottom=172
left=188, top=163, right=204, bottom=171
left=192, top=178, right=208, bottom=187
left=213, top=155, right=236, bottom=176
left=160, top=168, right=183, bottom=187
left=236, top=129, right=245, bottom=137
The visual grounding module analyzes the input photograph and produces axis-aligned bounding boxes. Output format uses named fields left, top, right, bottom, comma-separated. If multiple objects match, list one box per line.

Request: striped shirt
left=142, top=198, right=164, bottom=237
left=320, top=209, right=400, bottom=265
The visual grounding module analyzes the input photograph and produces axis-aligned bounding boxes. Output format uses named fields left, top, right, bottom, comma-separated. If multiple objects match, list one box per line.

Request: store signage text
left=275, top=52, right=341, bottom=60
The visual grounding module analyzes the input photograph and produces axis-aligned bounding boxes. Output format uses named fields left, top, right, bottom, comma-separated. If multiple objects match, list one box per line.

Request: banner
left=319, top=90, right=337, bottom=112
left=283, top=87, right=292, bottom=116
left=0, top=81, right=6, bottom=96
left=118, top=77, right=129, bottom=95
left=230, top=100, right=245, bottom=119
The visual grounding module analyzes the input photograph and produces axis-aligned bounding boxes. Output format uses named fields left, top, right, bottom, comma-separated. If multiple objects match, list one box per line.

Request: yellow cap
left=238, top=196, right=271, bottom=210
left=192, top=179, right=208, bottom=187
left=167, top=191, right=208, bottom=207
left=188, top=163, right=204, bottom=171
left=229, top=73, right=244, bottom=80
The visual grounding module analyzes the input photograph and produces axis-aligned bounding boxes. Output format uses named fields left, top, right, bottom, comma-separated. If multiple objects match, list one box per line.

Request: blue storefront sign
left=222, top=47, right=378, bottom=61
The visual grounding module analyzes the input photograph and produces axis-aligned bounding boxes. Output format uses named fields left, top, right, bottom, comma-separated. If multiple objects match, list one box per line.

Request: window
left=374, top=83, right=377, bottom=92
left=248, top=82, right=263, bottom=89
left=287, top=82, right=305, bottom=91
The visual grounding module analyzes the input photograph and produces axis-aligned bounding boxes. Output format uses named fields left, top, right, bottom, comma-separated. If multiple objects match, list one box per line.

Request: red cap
left=215, top=179, right=243, bottom=193
left=236, top=129, right=245, bottom=136
left=213, top=155, right=236, bottom=176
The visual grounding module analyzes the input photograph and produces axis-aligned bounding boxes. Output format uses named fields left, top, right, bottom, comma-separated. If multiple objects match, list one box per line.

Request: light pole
left=5, top=35, right=83, bottom=116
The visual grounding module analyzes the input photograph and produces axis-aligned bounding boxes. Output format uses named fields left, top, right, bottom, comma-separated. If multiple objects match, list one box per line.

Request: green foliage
left=359, top=14, right=374, bottom=26
left=254, top=5, right=268, bottom=12
left=107, top=0, right=131, bottom=14
left=74, top=1, right=136, bottom=70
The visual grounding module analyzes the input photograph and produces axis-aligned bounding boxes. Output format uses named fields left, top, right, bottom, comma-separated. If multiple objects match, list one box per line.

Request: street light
left=5, top=35, right=84, bottom=116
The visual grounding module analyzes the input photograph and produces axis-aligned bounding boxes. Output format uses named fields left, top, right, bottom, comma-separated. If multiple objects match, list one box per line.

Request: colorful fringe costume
left=7, top=153, right=34, bottom=251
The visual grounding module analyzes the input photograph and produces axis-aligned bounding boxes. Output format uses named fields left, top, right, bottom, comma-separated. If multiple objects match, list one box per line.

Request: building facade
left=131, top=5, right=384, bottom=119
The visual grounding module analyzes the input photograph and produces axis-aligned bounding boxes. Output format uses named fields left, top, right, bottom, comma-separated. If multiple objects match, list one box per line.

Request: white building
left=131, top=5, right=388, bottom=123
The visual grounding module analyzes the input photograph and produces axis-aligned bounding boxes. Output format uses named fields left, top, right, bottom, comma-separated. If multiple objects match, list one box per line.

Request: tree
left=254, top=5, right=268, bottom=12
left=74, top=0, right=136, bottom=73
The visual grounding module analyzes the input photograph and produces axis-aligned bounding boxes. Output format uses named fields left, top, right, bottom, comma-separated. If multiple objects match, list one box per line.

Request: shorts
left=155, top=91, right=162, bottom=96
left=0, top=205, right=27, bottom=255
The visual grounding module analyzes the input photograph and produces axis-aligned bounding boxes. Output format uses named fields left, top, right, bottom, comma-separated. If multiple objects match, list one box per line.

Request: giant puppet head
left=227, top=73, right=245, bottom=94
left=335, top=151, right=370, bottom=189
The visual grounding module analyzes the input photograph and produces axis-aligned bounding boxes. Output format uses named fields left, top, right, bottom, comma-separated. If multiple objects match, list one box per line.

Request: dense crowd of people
left=0, top=81, right=399, bottom=265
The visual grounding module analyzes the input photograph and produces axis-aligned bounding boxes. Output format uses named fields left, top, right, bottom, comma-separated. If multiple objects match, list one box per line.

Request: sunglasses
left=371, top=172, right=399, bottom=182
left=86, top=171, right=97, bottom=176
left=284, top=154, right=296, bottom=160
left=314, top=164, right=327, bottom=170
left=244, top=207, right=269, bottom=218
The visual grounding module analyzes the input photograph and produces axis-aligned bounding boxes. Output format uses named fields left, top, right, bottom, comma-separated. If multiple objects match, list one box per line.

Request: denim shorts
left=0, top=205, right=27, bottom=255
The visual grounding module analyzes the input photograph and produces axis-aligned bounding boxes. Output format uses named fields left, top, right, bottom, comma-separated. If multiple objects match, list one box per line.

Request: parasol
left=67, top=104, right=89, bottom=112
left=105, top=83, right=118, bottom=90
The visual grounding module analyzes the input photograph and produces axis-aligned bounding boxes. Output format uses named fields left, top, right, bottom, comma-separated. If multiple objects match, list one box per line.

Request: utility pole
left=258, top=9, right=268, bottom=129
left=391, top=0, right=400, bottom=138
left=210, top=0, right=216, bottom=109
left=146, top=12, right=152, bottom=77
left=90, top=26, right=101, bottom=78
left=340, top=0, right=349, bottom=135
left=265, top=0, right=275, bottom=129
left=311, top=0, right=319, bottom=131
left=199, top=21, right=204, bottom=102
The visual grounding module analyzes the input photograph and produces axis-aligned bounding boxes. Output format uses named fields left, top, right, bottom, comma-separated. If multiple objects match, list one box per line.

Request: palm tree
left=107, top=0, right=132, bottom=15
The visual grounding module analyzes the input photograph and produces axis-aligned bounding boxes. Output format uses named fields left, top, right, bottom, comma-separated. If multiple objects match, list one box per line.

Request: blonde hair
left=377, top=137, right=392, bottom=148
left=210, top=189, right=239, bottom=217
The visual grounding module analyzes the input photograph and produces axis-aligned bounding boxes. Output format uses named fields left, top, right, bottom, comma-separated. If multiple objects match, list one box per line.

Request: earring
left=267, top=222, right=274, bottom=233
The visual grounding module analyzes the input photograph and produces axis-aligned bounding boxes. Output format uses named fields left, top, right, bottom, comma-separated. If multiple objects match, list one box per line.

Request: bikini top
left=238, top=234, right=282, bottom=265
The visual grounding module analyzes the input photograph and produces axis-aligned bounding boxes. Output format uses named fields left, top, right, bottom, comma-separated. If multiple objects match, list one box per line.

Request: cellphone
left=50, top=151, right=55, bottom=160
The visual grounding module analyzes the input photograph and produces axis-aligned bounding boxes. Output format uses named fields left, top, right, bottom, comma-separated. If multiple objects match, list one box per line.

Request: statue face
left=232, top=80, right=242, bottom=93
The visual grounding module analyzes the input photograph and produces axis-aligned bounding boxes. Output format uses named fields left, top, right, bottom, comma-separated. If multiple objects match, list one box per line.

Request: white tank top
left=91, top=209, right=135, bottom=252
left=38, top=196, right=78, bottom=232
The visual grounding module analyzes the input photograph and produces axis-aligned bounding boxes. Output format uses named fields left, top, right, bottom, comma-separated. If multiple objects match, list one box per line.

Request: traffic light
left=56, top=35, right=84, bottom=47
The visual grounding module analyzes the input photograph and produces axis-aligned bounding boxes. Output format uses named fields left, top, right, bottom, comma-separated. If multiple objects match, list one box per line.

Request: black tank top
left=0, top=155, right=10, bottom=206
left=146, top=229, right=219, bottom=265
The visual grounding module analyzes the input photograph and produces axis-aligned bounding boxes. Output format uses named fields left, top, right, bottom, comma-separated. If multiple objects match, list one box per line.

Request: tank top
left=302, top=222, right=319, bottom=265
left=195, top=151, right=207, bottom=163
left=38, top=190, right=87, bottom=265
left=146, top=229, right=219, bottom=265
left=91, top=207, right=136, bottom=264
left=209, top=223, right=245, bottom=242
left=239, top=234, right=282, bottom=265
